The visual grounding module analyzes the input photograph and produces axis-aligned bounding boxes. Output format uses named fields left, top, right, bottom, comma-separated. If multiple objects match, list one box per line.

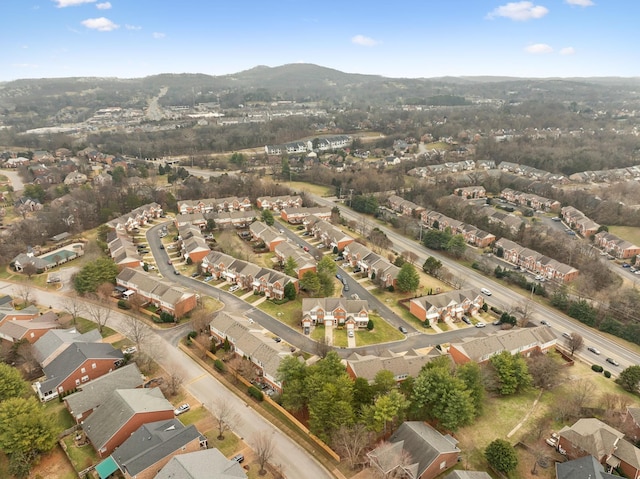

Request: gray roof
left=40, top=342, right=123, bottom=393
left=346, top=350, right=441, bottom=382
left=64, top=364, right=145, bottom=419
left=556, top=455, right=617, bottom=479
left=0, top=315, right=59, bottom=341
left=156, top=448, right=247, bottom=479
left=33, top=329, right=102, bottom=366
left=83, top=388, right=173, bottom=452
left=445, top=471, right=492, bottom=479
left=112, top=419, right=205, bottom=476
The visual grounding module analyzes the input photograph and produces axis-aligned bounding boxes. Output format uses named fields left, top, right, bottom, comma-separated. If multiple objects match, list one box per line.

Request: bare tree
left=228, top=356, right=256, bottom=384
left=369, top=442, right=414, bottom=479
left=568, top=379, right=595, bottom=412
left=526, top=351, right=562, bottom=389
left=252, top=430, right=276, bottom=475
left=22, top=263, right=37, bottom=279
left=96, top=281, right=114, bottom=301
left=566, top=333, right=584, bottom=357
left=128, top=293, right=146, bottom=313
left=15, top=284, right=32, bottom=307
left=85, top=296, right=112, bottom=334
left=211, top=397, right=240, bottom=440
left=315, top=336, right=331, bottom=358
left=332, top=424, right=373, bottom=470
left=515, top=297, right=535, bottom=327
left=121, top=314, right=148, bottom=351
left=190, top=308, right=210, bottom=335
left=165, top=367, right=184, bottom=397
left=61, top=296, right=85, bottom=325
left=400, top=250, right=418, bottom=265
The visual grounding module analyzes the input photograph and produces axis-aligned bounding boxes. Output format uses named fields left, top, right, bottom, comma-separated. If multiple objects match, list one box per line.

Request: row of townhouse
left=387, top=194, right=425, bottom=217
left=409, top=289, right=484, bottom=327
left=343, top=242, right=400, bottom=288
left=594, top=231, right=640, bottom=260
left=304, top=215, right=355, bottom=251
left=568, top=163, right=640, bottom=183
left=345, top=349, right=441, bottom=384
left=560, top=206, right=600, bottom=237
left=273, top=241, right=316, bottom=279
left=107, top=230, right=143, bottom=270
left=177, top=196, right=252, bottom=215
left=498, top=161, right=567, bottom=183
left=494, top=238, right=579, bottom=282
left=177, top=223, right=211, bottom=263
left=281, top=206, right=332, bottom=224
left=448, top=326, right=557, bottom=364
left=176, top=210, right=257, bottom=229
left=209, top=312, right=294, bottom=392
left=201, top=251, right=298, bottom=300
left=301, top=298, right=370, bottom=331
left=256, top=195, right=302, bottom=211
left=420, top=210, right=497, bottom=248
left=106, top=203, right=163, bottom=233
left=478, top=208, right=527, bottom=235
left=453, top=185, right=486, bottom=199
left=116, top=268, right=198, bottom=318
left=408, top=159, right=478, bottom=178
left=500, top=188, right=561, bottom=212
left=249, top=221, right=286, bottom=251
left=264, top=135, right=351, bottom=156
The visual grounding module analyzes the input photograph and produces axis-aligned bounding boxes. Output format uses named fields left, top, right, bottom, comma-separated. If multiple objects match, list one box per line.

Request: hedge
left=248, top=386, right=264, bottom=401
left=591, top=364, right=604, bottom=373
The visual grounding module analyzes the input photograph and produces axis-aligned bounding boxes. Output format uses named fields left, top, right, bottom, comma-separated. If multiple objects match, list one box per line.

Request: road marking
left=186, top=373, right=207, bottom=385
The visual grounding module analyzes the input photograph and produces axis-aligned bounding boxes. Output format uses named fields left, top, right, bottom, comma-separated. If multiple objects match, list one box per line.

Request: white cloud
left=54, top=0, right=96, bottom=7
left=152, top=32, right=166, bottom=39
left=487, top=1, right=549, bottom=20
left=96, top=2, right=111, bottom=9
left=81, top=17, right=119, bottom=31
left=351, top=34, right=379, bottom=47
left=125, top=24, right=142, bottom=30
left=525, top=43, right=553, bottom=53
left=559, top=46, right=576, bottom=55
left=565, top=0, right=594, bottom=6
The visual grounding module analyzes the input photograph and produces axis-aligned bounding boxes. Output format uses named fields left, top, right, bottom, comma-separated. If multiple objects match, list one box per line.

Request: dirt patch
left=30, top=444, right=75, bottom=479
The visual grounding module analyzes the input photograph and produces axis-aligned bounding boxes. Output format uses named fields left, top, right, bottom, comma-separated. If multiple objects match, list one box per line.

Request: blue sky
left=2, top=0, right=638, bottom=81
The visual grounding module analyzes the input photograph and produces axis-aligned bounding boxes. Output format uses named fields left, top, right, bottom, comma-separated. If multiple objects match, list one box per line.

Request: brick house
left=342, top=242, right=399, bottom=288
left=345, top=349, right=440, bottom=384
left=409, top=290, right=484, bottom=326
left=273, top=241, right=316, bottom=279
left=302, top=298, right=370, bottom=330
left=305, top=216, right=354, bottom=251
left=177, top=224, right=211, bottom=263
left=177, top=196, right=251, bottom=214
left=280, top=206, right=331, bottom=224
left=211, top=210, right=257, bottom=228
left=106, top=203, right=163, bottom=233
left=561, top=206, right=600, bottom=237
left=83, top=388, right=174, bottom=457
left=35, top=342, right=124, bottom=401
left=107, top=231, right=143, bottom=270
left=256, top=195, right=302, bottom=211
left=0, top=312, right=59, bottom=344
left=367, top=422, right=460, bottom=479
left=249, top=221, right=287, bottom=251
left=453, top=186, right=486, bottom=199
left=595, top=231, right=640, bottom=259
left=500, top=188, right=560, bottom=211
left=448, top=326, right=557, bottom=365
left=387, top=195, right=424, bottom=217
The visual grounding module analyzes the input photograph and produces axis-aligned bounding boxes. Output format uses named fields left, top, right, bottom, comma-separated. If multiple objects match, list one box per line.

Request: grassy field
left=609, top=225, right=640, bottom=246
left=287, top=181, right=333, bottom=197
left=62, top=435, right=99, bottom=473
left=355, top=313, right=404, bottom=346
left=258, top=297, right=302, bottom=328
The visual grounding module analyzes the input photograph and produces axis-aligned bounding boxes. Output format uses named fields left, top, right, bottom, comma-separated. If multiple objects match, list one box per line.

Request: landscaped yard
left=287, top=181, right=333, bottom=197
left=258, top=297, right=302, bottom=328
left=203, top=431, right=241, bottom=457
left=609, top=225, right=640, bottom=246
left=354, top=313, right=404, bottom=346
left=62, top=434, right=99, bottom=473
left=71, top=317, right=118, bottom=338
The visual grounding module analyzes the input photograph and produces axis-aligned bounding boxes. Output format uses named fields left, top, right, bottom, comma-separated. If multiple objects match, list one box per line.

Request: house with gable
left=453, top=186, right=487, bottom=199
left=156, top=448, right=247, bottom=479
left=177, top=224, right=211, bottom=263
left=345, top=349, right=441, bottom=384
left=95, top=419, right=208, bottom=479
left=33, top=328, right=102, bottom=368
left=410, top=290, right=484, bottom=326
left=561, top=206, right=600, bottom=237
left=558, top=418, right=640, bottom=479
left=556, top=456, right=617, bottom=479
left=387, top=195, right=424, bottom=217
left=305, top=215, right=354, bottom=251
left=107, top=230, right=143, bottom=270
left=367, top=421, right=460, bottom=479
left=83, top=388, right=175, bottom=458
left=342, top=242, right=399, bottom=288
left=595, top=231, right=640, bottom=259
left=281, top=206, right=332, bottom=224
left=106, top=203, right=163, bottom=233
left=273, top=241, right=316, bottom=279
left=448, top=326, right=557, bottom=365
left=249, top=221, right=287, bottom=251
left=256, top=195, right=302, bottom=211
left=302, top=298, right=370, bottom=330
left=211, top=210, right=256, bottom=228
left=0, top=312, right=59, bottom=344
left=64, top=363, right=145, bottom=423
left=35, top=342, right=124, bottom=401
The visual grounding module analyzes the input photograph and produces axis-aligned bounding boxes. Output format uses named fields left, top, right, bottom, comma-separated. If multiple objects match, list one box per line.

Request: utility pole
left=349, top=189, right=354, bottom=207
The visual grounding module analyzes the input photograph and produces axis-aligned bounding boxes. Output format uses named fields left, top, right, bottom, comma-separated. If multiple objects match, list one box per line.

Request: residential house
left=342, top=242, right=400, bottom=288
left=345, top=349, right=441, bottom=384
left=64, top=363, right=145, bottom=423
left=11, top=250, right=51, bottom=273
left=624, top=407, right=640, bottom=442
left=116, top=268, right=197, bottom=318
left=305, top=215, right=354, bottom=251
left=209, top=312, right=294, bottom=392
left=409, top=289, right=484, bottom=326
left=558, top=418, right=640, bottom=479
left=445, top=472, right=492, bottom=479
left=280, top=206, right=332, bottom=224
left=595, top=231, right=640, bottom=260
left=459, top=224, right=496, bottom=248
left=106, top=203, right=163, bottom=233
left=93, top=173, right=113, bottom=186
left=33, top=328, right=102, bottom=368
left=177, top=196, right=252, bottom=214
left=35, top=342, right=124, bottom=401
left=107, top=230, right=143, bottom=270
left=211, top=210, right=256, bottom=228
left=494, top=238, right=579, bottom=282
left=95, top=419, right=207, bottom=479
left=177, top=224, right=211, bottom=263
left=420, top=210, right=495, bottom=248
left=479, top=209, right=526, bottom=235
left=367, top=422, right=460, bottom=479
left=453, top=186, right=486, bottom=199
left=249, top=221, right=287, bottom=251
left=448, top=326, right=557, bottom=365
left=63, top=171, right=88, bottom=185
left=155, top=448, right=247, bottom=479
left=273, top=241, right=316, bottom=279
left=500, top=188, right=560, bottom=211
left=83, top=388, right=174, bottom=457
left=556, top=456, right=617, bottom=479
left=387, top=195, right=424, bottom=217
left=174, top=212, right=210, bottom=229
left=0, top=303, right=41, bottom=325
left=561, top=206, right=600, bottom=237
left=301, top=298, right=370, bottom=330
left=316, top=135, right=352, bottom=151
left=256, top=195, right=302, bottom=211
left=0, top=312, right=59, bottom=344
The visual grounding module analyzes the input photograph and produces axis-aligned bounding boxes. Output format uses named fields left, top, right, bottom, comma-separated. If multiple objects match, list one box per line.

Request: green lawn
left=287, top=181, right=333, bottom=197
left=44, top=400, right=76, bottom=431
left=258, top=298, right=303, bottom=328
left=204, top=431, right=240, bottom=457
left=609, top=226, right=640, bottom=246
left=72, top=317, right=118, bottom=338
left=311, top=324, right=325, bottom=342
left=245, top=293, right=265, bottom=304
left=62, top=435, right=99, bottom=472
left=176, top=405, right=208, bottom=426
left=355, top=313, right=404, bottom=346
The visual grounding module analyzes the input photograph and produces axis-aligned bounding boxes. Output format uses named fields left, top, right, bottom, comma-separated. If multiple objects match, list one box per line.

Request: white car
left=475, top=322, right=486, bottom=328
left=480, top=288, right=492, bottom=296
left=174, top=403, right=190, bottom=416
left=123, top=346, right=137, bottom=355
left=228, top=285, right=240, bottom=293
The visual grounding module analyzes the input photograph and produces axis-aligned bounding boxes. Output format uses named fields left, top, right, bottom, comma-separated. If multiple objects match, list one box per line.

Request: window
left=81, top=367, right=86, bottom=374
left=92, top=363, right=97, bottom=370
left=81, top=375, right=89, bottom=383
left=75, top=379, right=80, bottom=386
left=440, top=461, right=446, bottom=470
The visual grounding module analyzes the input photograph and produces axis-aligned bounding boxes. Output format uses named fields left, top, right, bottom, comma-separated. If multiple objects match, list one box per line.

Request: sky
left=1, top=0, right=639, bottom=81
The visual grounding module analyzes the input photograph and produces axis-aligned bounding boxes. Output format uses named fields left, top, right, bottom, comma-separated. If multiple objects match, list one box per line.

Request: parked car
left=492, top=320, right=502, bottom=326
left=475, top=322, right=486, bottom=328
left=350, top=294, right=360, bottom=300
left=606, top=357, right=620, bottom=366
left=348, top=330, right=354, bottom=338
left=622, top=263, right=631, bottom=268
left=232, top=454, right=244, bottom=464
left=461, top=316, right=471, bottom=325
left=540, top=320, right=550, bottom=326
left=123, top=346, right=137, bottom=355
left=228, top=285, right=240, bottom=293
left=546, top=437, right=558, bottom=447
left=303, top=246, right=309, bottom=252
left=353, top=268, right=362, bottom=273
left=551, top=217, right=561, bottom=222
left=167, top=259, right=172, bottom=265
left=399, top=326, right=408, bottom=334
left=562, top=332, right=572, bottom=339
left=343, top=284, right=349, bottom=291
left=630, top=267, right=637, bottom=273
left=190, top=272, right=200, bottom=278
left=204, top=276, right=213, bottom=282
left=274, top=337, right=282, bottom=343
left=480, top=288, right=492, bottom=296
left=173, top=270, right=180, bottom=275
left=174, top=403, right=190, bottom=416
left=336, top=274, right=343, bottom=281
left=587, top=346, right=601, bottom=355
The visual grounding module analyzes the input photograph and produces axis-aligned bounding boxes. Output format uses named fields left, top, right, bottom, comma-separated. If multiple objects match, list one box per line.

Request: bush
left=604, top=370, right=611, bottom=378
left=117, top=300, right=131, bottom=310
left=159, top=311, right=175, bottom=323
left=367, top=319, right=374, bottom=331
left=248, top=386, right=264, bottom=401
left=214, top=359, right=225, bottom=372
left=591, top=364, right=604, bottom=373
left=187, top=331, right=197, bottom=339
left=387, top=285, right=394, bottom=292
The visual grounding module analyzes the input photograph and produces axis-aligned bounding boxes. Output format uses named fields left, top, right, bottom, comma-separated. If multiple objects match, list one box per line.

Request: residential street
left=0, top=281, right=333, bottom=479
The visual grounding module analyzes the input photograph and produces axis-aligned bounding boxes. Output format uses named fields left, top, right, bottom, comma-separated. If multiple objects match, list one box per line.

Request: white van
left=480, top=288, right=492, bottom=296
left=122, top=290, right=135, bottom=300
